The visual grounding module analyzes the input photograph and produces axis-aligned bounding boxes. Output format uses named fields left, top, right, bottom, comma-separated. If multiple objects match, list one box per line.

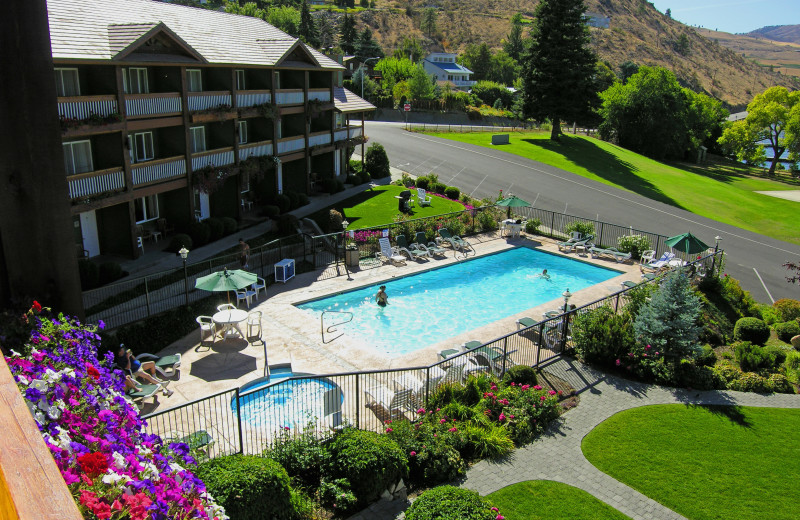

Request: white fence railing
left=309, top=132, right=331, bottom=147
left=68, top=168, right=125, bottom=199
left=275, top=90, right=304, bottom=105
left=131, top=157, right=187, bottom=186
left=238, top=141, right=274, bottom=161
left=191, top=149, right=235, bottom=171
left=58, top=96, right=119, bottom=120
left=236, top=90, right=271, bottom=108
left=125, top=94, right=182, bottom=117
left=276, top=136, right=305, bottom=154
left=308, top=89, right=331, bottom=102
left=188, top=92, right=232, bottom=112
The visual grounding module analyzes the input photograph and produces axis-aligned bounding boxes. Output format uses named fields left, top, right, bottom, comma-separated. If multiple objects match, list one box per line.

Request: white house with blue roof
left=422, top=52, right=475, bottom=90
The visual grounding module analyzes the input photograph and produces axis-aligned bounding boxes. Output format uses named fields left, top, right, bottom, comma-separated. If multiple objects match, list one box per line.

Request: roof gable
left=275, top=40, right=320, bottom=67
left=109, top=22, right=206, bottom=63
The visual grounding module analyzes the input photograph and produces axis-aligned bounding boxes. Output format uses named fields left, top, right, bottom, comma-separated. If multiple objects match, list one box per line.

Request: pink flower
left=615, top=359, right=621, bottom=366
left=410, top=451, right=416, bottom=457
left=548, top=390, right=556, bottom=396
left=386, top=427, right=393, bottom=432
left=492, top=507, right=499, bottom=512
left=533, top=385, right=542, bottom=390
left=499, top=413, right=506, bottom=421
left=440, top=418, right=447, bottom=424
left=645, top=345, right=651, bottom=350
left=496, top=515, right=505, bottom=520
left=448, top=427, right=457, bottom=432
left=655, top=351, right=659, bottom=356
left=417, top=408, right=425, bottom=414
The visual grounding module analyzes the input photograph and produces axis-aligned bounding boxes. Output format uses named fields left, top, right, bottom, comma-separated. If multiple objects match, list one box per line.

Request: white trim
left=124, top=67, right=149, bottom=94
left=189, top=126, right=206, bottom=153
left=238, top=120, right=248, bottom=145
left=186, top=69, right=202, bottom=92
left=131, top=131, right=154, bottom=162
left=134, top=194, right=160, bottom=224
left=235, top=69, right=246, bottom=90
left=55, top=68, right=80, bottom=97
left=62, top=140, right=93, bottom=175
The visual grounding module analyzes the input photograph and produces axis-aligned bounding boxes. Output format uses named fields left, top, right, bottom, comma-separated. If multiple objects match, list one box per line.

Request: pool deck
left=143, top=232, right=645, bottom=415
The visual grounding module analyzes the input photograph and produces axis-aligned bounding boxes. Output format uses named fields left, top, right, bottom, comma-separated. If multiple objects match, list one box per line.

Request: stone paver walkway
left=349, top=357, right=800, bottom=520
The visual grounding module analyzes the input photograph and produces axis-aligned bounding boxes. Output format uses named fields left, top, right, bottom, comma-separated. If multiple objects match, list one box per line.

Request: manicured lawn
left=428, top=131, right=800, bottom=244
left=334, top=185, right=465, bottom=229
left=487, top=480, right=632, bottom=520
left=582, top=404, right=800, bottom=520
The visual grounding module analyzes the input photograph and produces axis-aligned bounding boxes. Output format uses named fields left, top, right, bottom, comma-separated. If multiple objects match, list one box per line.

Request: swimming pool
left=296, top=247, right=621, bottom=356
left=233, top=367, right=342, bottom=430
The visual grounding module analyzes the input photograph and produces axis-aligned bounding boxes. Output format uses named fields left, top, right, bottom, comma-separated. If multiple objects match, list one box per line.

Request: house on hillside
left=422, top=52, right=475, bottom=90
left=47, top=0, right=373, bottom=259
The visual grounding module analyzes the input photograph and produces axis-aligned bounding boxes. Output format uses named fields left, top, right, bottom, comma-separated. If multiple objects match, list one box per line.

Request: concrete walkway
left=349, top=357, right=800, bottom=520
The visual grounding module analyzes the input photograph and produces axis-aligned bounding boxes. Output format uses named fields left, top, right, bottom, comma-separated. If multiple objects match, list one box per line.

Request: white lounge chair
left=376, top=237, right=406, bottom=265
left=589, top=246, right=632, bottom=263
left=417, top=188, right=432, bottom=207
left=641, top=251, right=676, bottom=272
left=365, top=385, right=416, bottom=421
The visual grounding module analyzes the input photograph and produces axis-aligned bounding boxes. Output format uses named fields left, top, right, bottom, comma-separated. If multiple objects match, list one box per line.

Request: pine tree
left=339, top=11, right=357, bottom=55
left=298, top=0, right=320, bottom=48
left=355, top=27, right=383, bottom=61
left=521, top=0, right=599, bottom=140
left=318, top=14, right=334, bottom=50
left=420, top=7, right=437, bottom=36
left=504, top=13, right=524, bottom=61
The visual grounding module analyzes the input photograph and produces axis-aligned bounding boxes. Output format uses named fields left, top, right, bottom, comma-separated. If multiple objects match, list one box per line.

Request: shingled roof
left=333, top=86, right=376, bottom=114
left=47, top=0, right=343, bottom=69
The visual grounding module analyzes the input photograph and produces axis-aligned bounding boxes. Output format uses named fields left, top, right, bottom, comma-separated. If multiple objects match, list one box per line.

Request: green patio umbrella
left=195, top=267, right=257, bottom=302
left=665, top=232, right=710, bottom=256
left=496, top=195, right=532, bottom=219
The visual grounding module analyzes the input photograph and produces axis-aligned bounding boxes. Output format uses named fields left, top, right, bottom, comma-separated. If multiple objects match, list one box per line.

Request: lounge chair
left=396, top=234, right=430, bottom=260
left=469, top=346, right=517, bottom=377
left=365, top=385, right=416, bottom=421
left=376, top=237, right=407, bottom=265
left=516, top=316, right=537, bottom=330
left=135, top=352, right=182, bottom=378
left=640, top=250, right=656, bottom=264
left=438, top=228, right=472, bottom=252
left=438, top=340, right=482, bottom=360
left=557, top=234, right=594, bottom=253
left=393, top=367, right=445, bottom=402
left=640, top=251, right=675, bottom=272
left=417, top=188, right=432, bottom=207
left=126, top=382, right=160, bottom=408
left=322, top=387, right=343, bottom=430
left=414, top=232, right=447, bottom=257
left=589, top=246, right=632, bottom=263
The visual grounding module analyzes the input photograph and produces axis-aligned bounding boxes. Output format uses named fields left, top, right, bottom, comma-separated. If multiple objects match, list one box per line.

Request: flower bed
left=3, top=302, right=228, bottom=520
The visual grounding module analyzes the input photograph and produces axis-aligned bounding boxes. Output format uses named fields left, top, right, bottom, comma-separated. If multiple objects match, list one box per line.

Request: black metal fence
left=142, top=251, right=723, bottom=457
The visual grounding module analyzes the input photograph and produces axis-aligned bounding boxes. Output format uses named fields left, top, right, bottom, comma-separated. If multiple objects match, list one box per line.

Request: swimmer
left=538, top=269, right=550, bottom=280
left=376, top=285, right=388, bottom=306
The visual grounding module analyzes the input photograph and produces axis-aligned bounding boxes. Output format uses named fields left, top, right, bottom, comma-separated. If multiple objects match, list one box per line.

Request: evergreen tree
left=355, top=27, right=384, bottom=61
left=317, top=14, right=334, bottom=50
left=633, top=271, right=702, bottom=362
left=521, top=0, right=598, bottom=140
left=504, top=13, right=524, bottom=61
left=459, top=43, right=492, bottom=82
left=298, top=0, right=320, bottom=48
left=618, top=60, right=639, bottom=83
left=392, top=36, right=425, bottom=62
left=339, top=11, right=357, bottom=55
left=420, top=7, right=437, bottom=36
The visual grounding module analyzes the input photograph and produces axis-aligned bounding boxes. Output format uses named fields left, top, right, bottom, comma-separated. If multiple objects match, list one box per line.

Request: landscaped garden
left=582, top=404, right=800, bottom=520
left=487, top=481, right=633, bottom=520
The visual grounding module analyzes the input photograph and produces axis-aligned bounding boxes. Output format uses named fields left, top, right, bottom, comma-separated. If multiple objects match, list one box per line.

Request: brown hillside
left=332, top=0, right=798, bottom=109
left=748, top=25, right=800, bottom=44
left=699, top=28, right=800, bottom=79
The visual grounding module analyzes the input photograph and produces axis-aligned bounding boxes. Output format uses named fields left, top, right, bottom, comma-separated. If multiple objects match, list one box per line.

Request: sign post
left=404, top=103, right=411, bottom=129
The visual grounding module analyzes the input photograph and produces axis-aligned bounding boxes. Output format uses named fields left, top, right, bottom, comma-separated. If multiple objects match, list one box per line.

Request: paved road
left=365, top=121, right=800, bottom=303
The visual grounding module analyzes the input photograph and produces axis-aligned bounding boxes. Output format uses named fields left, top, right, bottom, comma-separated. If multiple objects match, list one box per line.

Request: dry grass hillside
left=333, top=0, right=798, bottom=109
left=699, top=27, right=800, bottom=79
left=748, top=25, right=800, bottom=44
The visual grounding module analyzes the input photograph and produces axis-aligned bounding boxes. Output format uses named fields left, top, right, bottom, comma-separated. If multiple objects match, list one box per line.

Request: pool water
left=233, top=367, right=341, bottom=429
left=297, top=247, right=621, bottom=356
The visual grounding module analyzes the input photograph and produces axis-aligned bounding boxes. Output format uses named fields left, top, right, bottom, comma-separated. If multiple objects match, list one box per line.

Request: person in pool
left=538, top=269, right=550, bottom=280
left=376, top=285, right=388, bottom=306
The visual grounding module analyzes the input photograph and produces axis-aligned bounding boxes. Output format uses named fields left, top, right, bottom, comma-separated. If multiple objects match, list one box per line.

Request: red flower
left=77, top=452, right=109, bottom=477
left=86, top=364, right=101, bottom=381
left=31, top=301, right=42, bottom=313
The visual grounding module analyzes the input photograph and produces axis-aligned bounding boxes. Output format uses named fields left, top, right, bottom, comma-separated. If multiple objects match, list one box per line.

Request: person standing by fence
left=239, top=238, right=250, bottom=269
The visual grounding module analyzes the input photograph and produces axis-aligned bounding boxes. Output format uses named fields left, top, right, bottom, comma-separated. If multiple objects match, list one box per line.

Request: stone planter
left=345, top=247, right=360, bottom=268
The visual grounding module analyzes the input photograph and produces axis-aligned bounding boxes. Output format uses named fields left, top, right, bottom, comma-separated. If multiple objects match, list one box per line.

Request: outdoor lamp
left=179, top=247, right=189, bottom=260
left=562, top=288, right=572, bottom=312
left=714, top=236, right=722, bottom=249
left=179, top=247, right=189, bottom=306
left=342, top=219, right=349, bottom=230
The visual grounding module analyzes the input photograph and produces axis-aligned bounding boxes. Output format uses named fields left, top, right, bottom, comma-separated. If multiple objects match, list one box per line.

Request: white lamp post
left=562, top=288, right=572, bottom=313
left=179, top=247, right=190, bottom=306
left=359, top=57, right=381, bottom=99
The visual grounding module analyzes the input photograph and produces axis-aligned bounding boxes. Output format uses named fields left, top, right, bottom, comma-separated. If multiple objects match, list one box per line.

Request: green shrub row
left=78, top=259, right=127, bottom=290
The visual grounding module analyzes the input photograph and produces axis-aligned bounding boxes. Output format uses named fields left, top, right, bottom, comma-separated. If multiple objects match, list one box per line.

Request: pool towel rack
left=321, top=310, right=353, bottom=344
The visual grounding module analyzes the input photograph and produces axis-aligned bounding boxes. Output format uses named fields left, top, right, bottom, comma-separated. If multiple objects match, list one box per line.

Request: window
left=186, top=69, right=202, bottom=92
left=335, top=113, right=343, bottom=128
left=62, top=141, right=93, bottom=175
left=134, top=194, right=159, bottom=223
left=276, top=120, right=282, bottom=139
left=241, top=171, right=250, bottom=193
left=238, top=121, right=248, bottom=145
left=123, top=68, right=149, bottom=94
left=189, top=126, right=206, bottom=153
left=131, top=132, right=154, bottom=163
left=274, top=71, right=280, bottom=89
left=236, top=69, right=246, bottom=90
left=54, top=68, right=80, bottom=97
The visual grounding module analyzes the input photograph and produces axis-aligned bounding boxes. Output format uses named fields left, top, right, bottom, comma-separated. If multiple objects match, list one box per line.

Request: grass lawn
left=487, top=480, right=632, bottom=520
left=316, top=185, right=465, bottom=230
left=427, top=131, right=800, bottom=245
left=582, top=404, right=800, bottom=520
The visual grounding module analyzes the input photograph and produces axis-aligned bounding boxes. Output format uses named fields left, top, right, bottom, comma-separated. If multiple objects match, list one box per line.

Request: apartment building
left=50, top=0, right=374, bottom=259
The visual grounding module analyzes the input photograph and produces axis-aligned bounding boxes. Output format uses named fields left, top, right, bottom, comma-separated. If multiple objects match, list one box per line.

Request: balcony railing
left=276, top=136, right=305, bottom=154
left=308, top=89, right=331, bottom=102
left=131, top=156, right=186, bottom=186
left=125, top=93, right=182, bottom=118
left=238, top=140, right=274, bottom=161
left=68, top=167, right=125, bottom=199
left=236, top=90, right=271, bottom=108
left=275, top=89, right=304, bottom=105
left=57, top=95, right=119, bottom=120
left=188, top=91, right=232, bottom=112
left=334, top=126, right=363, bottom=141
left=450, top=79, right=476, bottom=87
left=309, top=131, right=331, bottom=147
left=191, top=147, right=235, bottom=171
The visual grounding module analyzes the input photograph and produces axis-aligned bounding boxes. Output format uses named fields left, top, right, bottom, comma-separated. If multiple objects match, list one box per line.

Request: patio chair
left=234, top=288, right=255, bottom=308
left=557, top=234, right=594, bottom=253
left=134, top=353, right=182, bottom=378
left=365, top=385, right=416, bottom=421
left=588, top=245, right=632, bottom=263
left=164, top=430, right=214, bottom=458
left=396, top=234, right=429, bottom=260
left=196, top=316, right=216, bottom=346
left=246, top=311, right=262, bottom=339
left=376, top=237, right=406, bottom=266
left=469, top=347, right=517, bottom=377
left=438, top=228, right=472, bottom=252
left=322, top=387, right=343, bottom=430
left=417, top=188, right=432, bottom=207
left=414, top=232, right=447, bottom=257
left=640, top=250, right=656, bottom=264
left=394, top=367, right=446, bottom=402
left=252, top=277, right=267, bottom=300
left=217, top=303, right=237, bottom=312
left=640, top=252, right=676, bottom=272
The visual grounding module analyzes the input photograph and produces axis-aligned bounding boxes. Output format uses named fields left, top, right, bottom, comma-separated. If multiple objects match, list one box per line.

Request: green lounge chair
left=136, top=353, right=182, bottom=378
left=414, top=232, right=447, bottom=257
left=126, top=383, right=160, bottom=408
left=557, top=234, right=594, bottom=253
left=588, top=245, right=632, bottom=263
left=438, top=228, right=472, bottom=252
left=396, top=234, right=430, bottom=260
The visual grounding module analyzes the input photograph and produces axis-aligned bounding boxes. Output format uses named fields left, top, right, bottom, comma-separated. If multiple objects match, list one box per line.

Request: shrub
left=273, top=193, right=291, bottom=213
left=714, top=363, right=794, bottom=393
left=415, top=176, right=430, bottom=190
left=733, top=341, right=782, bottom=372
left=386, top=419, right=465, bottom=487
left=205, top=217, right=224, bottom=241
left=429, top=182, right=447, bottom=194
left=444, top=186, right=460, bottom=200
left=733, top=317, right=770, bottom=345
left=673, top=360, right=724, bottom=390
left=775, top=320, right=800, bottom=343
left=348, top=159, right=363, bottom=175
left=573, top=305, right=635, bottom=367
left=358, top=171, right=371, bottom=185
left=466, top=106, right=482, bottom=120
left=166, top=233, right=192, bottom=253
left=405, top=486, right=496, bottom=520
left=695, top=344, right=717, bottom=367
left=319, top=478, right=358, bottom=514
left=773, top=298, right=800, bottom=322
left=195, top=454, right=296, bottom=520
left=757, top=303, right=781, bottom=325
left=365, top=143, right=391, bottom=178
left=264, top=428, right=329, bottom=488
left=328, top=209, right=344, bottom=233
left=276, top=214, right=298, bottom=236
left=401, top=172, right=415, bottom=187
left=461, top=424, right=514, bottom=459
left=323, top=429, right=408, bottom=504
left=221, top=216, right=237, bottom=235
left=502, top=365, right=538, bottom=386
left=476, top=209, right=497, bottom=231
left=525, top=218, right=542, bottom=234
left=565, top=221, right=595, bottom=238
left=345, top=174, right=360, bottom=184
left=336, top=180, right=345, bottom=192
left=78, top=259, right=99, bottom=290
left=98, top=262, right=124, bottom=286
left=188, top=222, right=211, bottom=247
left=721, top=277, right=761, bottom=319
left=617, top=234, right=651, bottom=260
left=285, top=191, right=300, bottom=210
left=263, top=205, right=280, bottom=218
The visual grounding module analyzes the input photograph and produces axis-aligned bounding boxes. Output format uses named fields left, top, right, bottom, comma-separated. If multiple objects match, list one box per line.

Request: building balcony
left=188, top=91, right=232, bottom=112
left=238, top=140, right=274, bottom=161
left=236, top=90, right=272, bottom=108
left=125, top=93, right=182, bottom=118
left=334, top=126, right=363, bottom=141
left=131, top=155, right=187, bottom=186
left=276, top=135, right=305, bottom=154
left=191, top=147, right=235, bottom=171
left=308, top=88, right=331, bottom=102
left=67, top=167, right=125, bottom=200
left=275, top=89, right=304, bottom=105
left=308, top=131, right=331, bottom=148
left=450, top=79, right=476, bottom=87
left=57, top=95, right=119, bottom=121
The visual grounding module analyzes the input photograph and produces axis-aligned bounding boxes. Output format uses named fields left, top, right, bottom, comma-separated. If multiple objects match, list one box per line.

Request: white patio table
left=212, top=309, right=248, bottom=340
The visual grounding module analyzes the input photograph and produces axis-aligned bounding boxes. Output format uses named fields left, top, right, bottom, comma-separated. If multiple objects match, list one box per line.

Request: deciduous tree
left=374, top=57, right=416, bottom=91
left=392, top=36, right=425, bottom=62
left=407, top=63, right=435, bottom=101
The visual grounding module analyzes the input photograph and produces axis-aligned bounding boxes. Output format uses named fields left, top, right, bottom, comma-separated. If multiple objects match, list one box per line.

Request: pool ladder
left=321, top=310, right=353, bottom=344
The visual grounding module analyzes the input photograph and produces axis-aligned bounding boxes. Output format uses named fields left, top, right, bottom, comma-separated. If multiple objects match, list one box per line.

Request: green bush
left=348, top=159, right=363, bottom=175
left=328, top=209, right=344, bottom=233
left=336, top=180, right=345, bottom=192
left=297, top=192, right=310, bottom=207
left=757, top=303, right=781, bottom=325
left=221, top=217, right=237, bottom=235
left=195, top=454, right=296, bottom=520
left=405, top=486, right=496, bottom=520
left=564, top=221, right=595, bottom=238
left=205, top=217, right=224, bottom=241
left=774, top=320, right=800, bottom=343
left=98, top=262, right=124, bottom=286
left=476, top=209, right=497, bottom=231
left=276, top=214, right=298, bottom=236
left=673, top=360, right=724, bottom=390
left=525, top=218, right=542, bottom=234
left=166, top=233, right=193, bottom=253
left=429, top=182, right=447, bottom=194
left=401, top=172, right=416, bottom=187
left=695, top=344, right=717, bottom=367
left=357, top=171, right=371, bottom=185
left=263, top=205, right=280, bottom=218
left=714, top=363, right=794, bottom=393
left=189, top=222, right=211, bottom=247
left=386, top=419, right=466, bottom=487
left=273, top=194, right=291, bottom=213
left=444, top=186, right=460, bottom=200
left=573, top=305, right=635, bottom=367
left=617, top=234, right=651, bottom=260
left=365, top=143, right=391, bottom=178
left=285, top=191, right=300, bottom=210
left=461, top=424, right=515, bottom=459
left=323, top=429, right=408, bottom=505
left=733, top=317, right=770, bottom=345
left=773, top=298, right=800, bottom=322
left=319, top=478, right=358, bottom=514
left=501, top=365, right=538, bottom=386
left=78, top=259, right=100, bottom=290
left=415, top=176, right=430, bottom=190
left=264, top=428, right=329, bottom=488
left=733, top=341, right=782, bottom=372
left=346, top=174, right=360, bottom=184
